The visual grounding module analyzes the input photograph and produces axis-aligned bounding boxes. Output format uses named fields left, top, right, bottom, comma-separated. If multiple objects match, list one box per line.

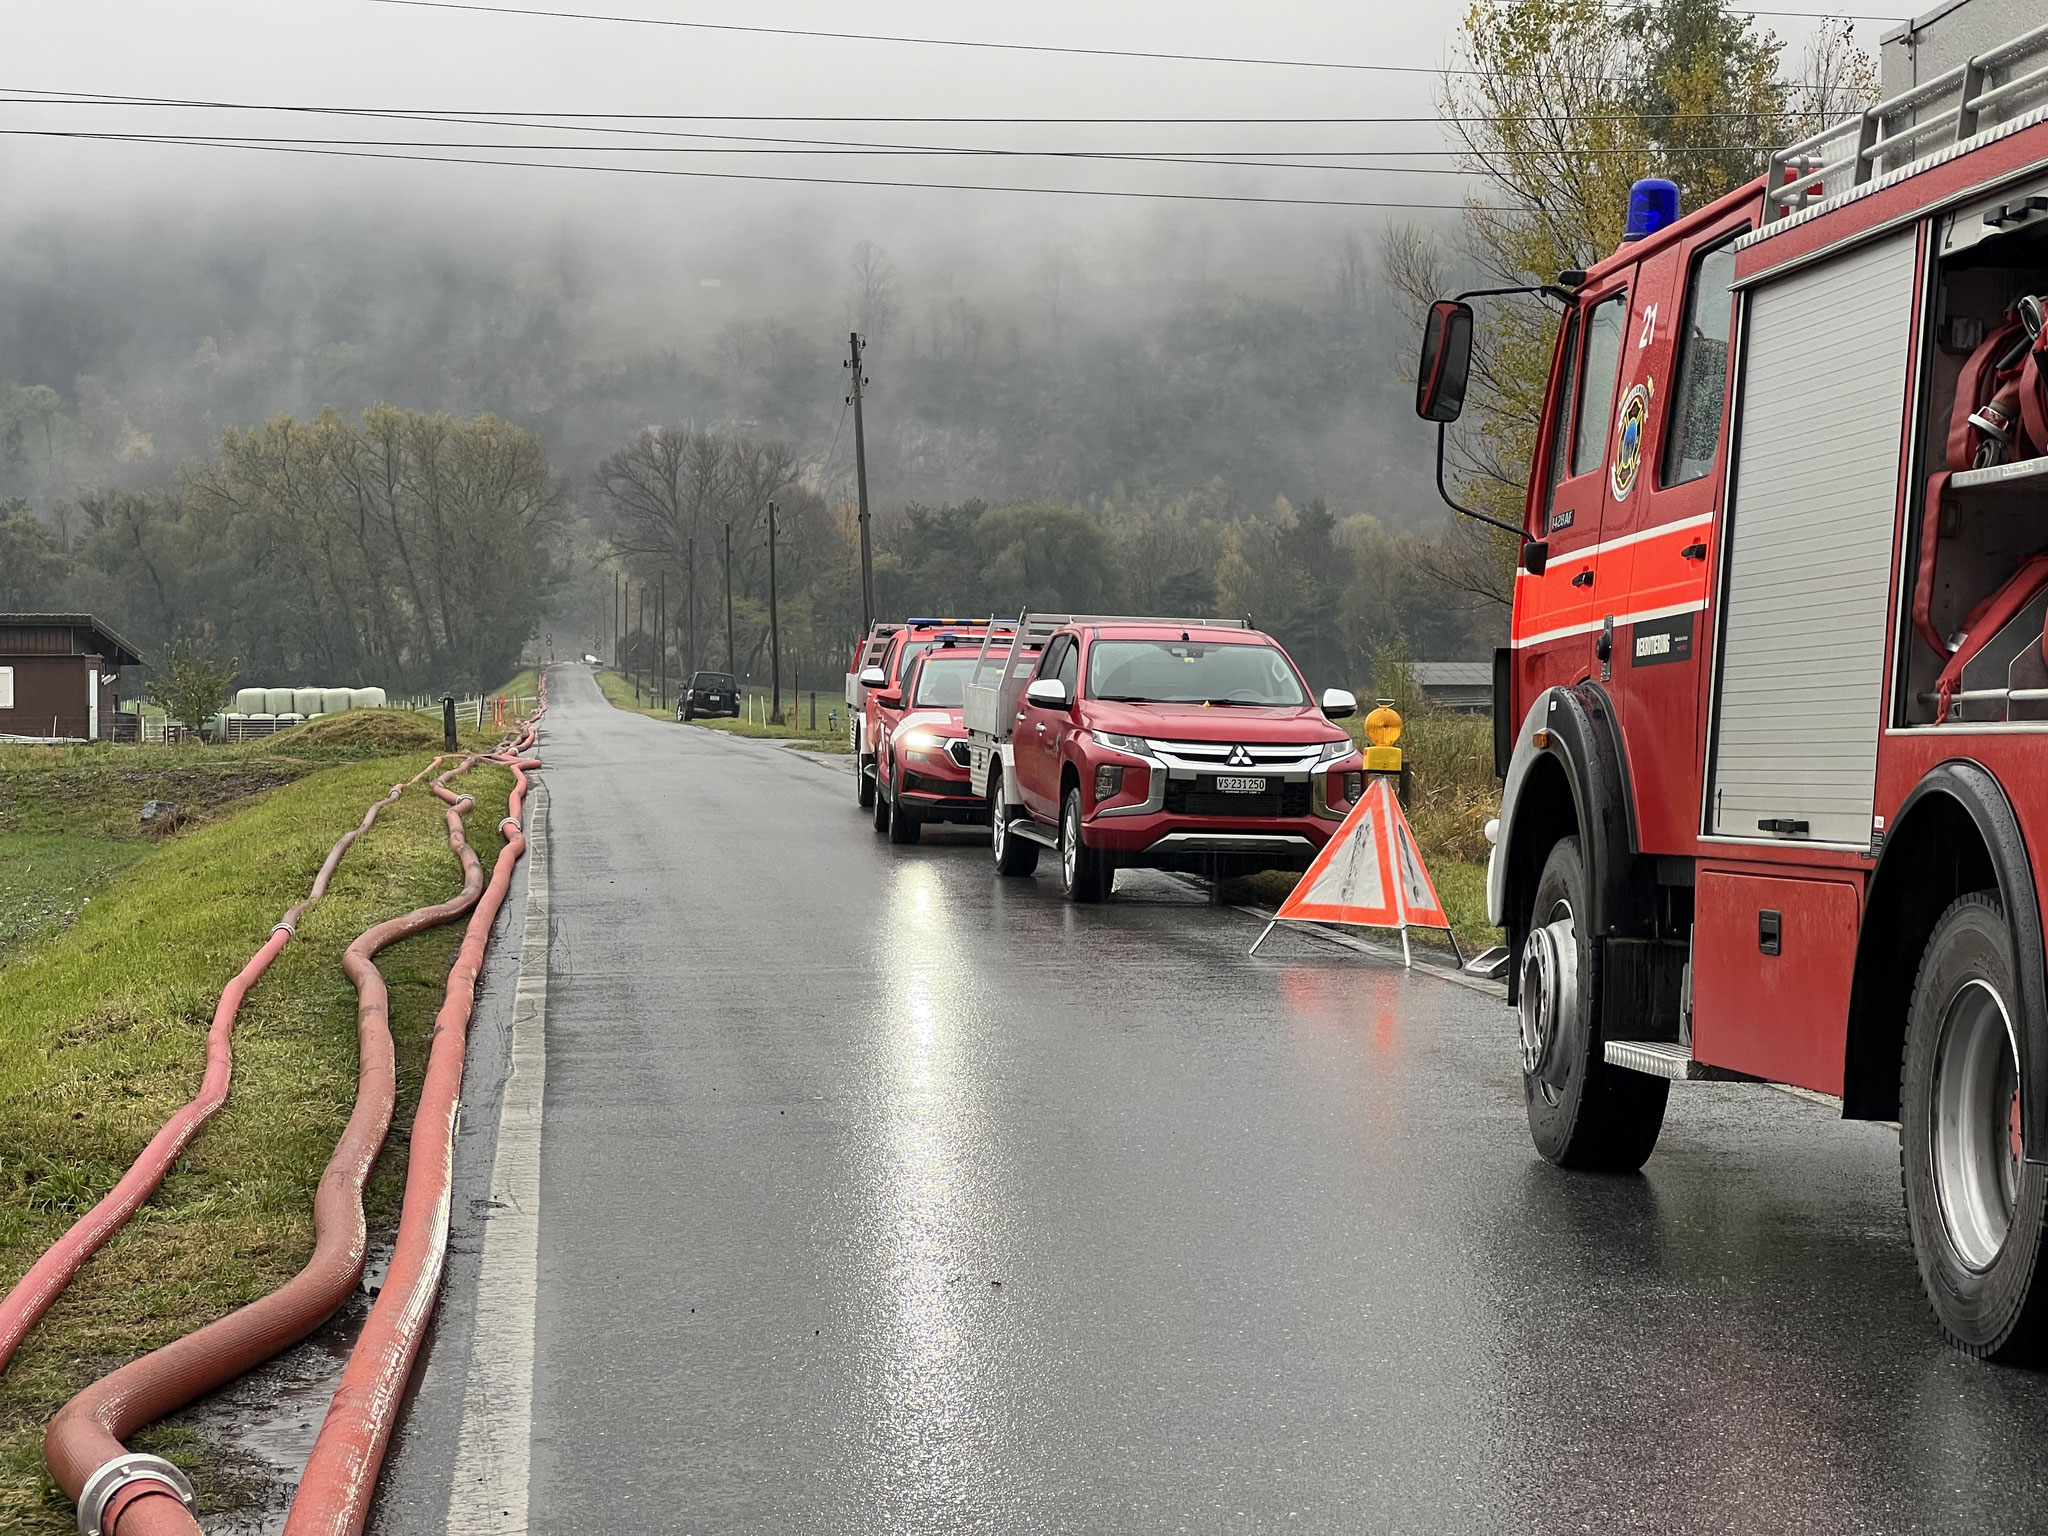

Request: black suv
left=678, top=671, right=740, bottom=720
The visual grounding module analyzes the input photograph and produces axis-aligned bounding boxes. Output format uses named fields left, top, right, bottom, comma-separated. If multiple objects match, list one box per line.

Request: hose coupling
left=78, top=1453, right=197, bottom=1536
left=273, top=921, right=297, bottom=937
left=500, top=816, right=523, bottom=836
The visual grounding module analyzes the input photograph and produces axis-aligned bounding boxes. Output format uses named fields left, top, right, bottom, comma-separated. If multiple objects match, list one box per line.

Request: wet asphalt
left=383, top=665, right=2048, bottom=1535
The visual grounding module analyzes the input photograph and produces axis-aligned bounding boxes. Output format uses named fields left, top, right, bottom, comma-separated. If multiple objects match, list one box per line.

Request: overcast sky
left=2, top=0, right=1905, bottom=229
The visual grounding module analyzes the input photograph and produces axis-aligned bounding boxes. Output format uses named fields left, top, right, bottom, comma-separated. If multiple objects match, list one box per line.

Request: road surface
left=376, top=665, right=2048, bottom=1534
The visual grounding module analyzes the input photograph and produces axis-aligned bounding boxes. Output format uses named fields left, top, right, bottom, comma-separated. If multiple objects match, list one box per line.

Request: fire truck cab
left=1422, top=2, right=2048, bottom=1357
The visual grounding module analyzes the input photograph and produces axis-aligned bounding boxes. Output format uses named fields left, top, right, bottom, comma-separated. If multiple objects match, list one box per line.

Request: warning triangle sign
left=1261, top=776, right=1454, bottom=962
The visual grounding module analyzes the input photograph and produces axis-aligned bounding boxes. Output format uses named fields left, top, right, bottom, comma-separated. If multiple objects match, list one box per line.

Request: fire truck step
left=1604, top=1040, right=1759, bottom=1082
left=1006, top=817, right=1061, bottom=850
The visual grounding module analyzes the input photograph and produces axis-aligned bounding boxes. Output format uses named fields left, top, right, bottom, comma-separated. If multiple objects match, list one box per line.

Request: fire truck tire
left=1521, top=836, right=1667, bottom=1172
left=1060, top=787, right=1111, bottom=903
left=991, top=774, right=1038, bottom=876
left=857, top=751, right=876, bottom=809
left=887, top=771, right=922, bottom=844
left=1901, top=891, right=2048, bottom=1360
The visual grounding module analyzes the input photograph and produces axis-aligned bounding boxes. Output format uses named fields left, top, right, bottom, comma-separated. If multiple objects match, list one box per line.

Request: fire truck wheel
left=857, top=751, right=876, bottom=809
left=1901, top=891, right=2048, bottom=1360
left=1060, top=787, right=1111, bottom=903
left=1521, top=836, right=1668, bottom=1172
left=991, top=774, right=1038, bottom=877
left=887, top=772, right=922, bottom=844
left=871, top=768, right=892, bottom=832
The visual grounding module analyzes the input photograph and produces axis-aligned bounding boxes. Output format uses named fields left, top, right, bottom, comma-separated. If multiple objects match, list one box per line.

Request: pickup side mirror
left=1024, top=678, right=1070, bottom=709
left=858, top=666, right=887, bottom=688
left=1320, top=687, right=1357, bottom=719
left=1415, top=298, right=1475, bottom=424
left=1521, top=539, right=1549, bottom=577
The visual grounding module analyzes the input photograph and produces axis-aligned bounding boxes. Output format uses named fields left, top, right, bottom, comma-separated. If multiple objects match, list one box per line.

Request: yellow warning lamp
left=1362, top=702, right=1403, bottom=773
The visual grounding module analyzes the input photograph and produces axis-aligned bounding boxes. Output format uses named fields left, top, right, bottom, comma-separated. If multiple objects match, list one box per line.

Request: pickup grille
left=1164, top=779, right=1312, bottom=818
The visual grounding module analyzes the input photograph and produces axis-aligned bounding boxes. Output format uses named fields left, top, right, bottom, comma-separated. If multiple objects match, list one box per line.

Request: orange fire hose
left=287, top=706, right=547, bottom=1534
left=46, top=675, right=549, bottom=1536
left=0, top=783, right=405, bottom=1382
left=46, top=769, right=494, bottom=1536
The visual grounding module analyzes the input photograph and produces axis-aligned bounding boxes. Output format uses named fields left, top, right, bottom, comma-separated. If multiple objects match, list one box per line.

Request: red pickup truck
left=964, top=614, right=1361, bottom=900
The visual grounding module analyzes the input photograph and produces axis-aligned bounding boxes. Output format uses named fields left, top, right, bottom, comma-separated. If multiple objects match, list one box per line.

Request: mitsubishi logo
left=1227, top=744, right=1255, bottom=767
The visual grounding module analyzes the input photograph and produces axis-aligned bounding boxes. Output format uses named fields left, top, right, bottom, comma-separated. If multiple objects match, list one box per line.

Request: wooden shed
left=0, top=614, right=145, bottom=742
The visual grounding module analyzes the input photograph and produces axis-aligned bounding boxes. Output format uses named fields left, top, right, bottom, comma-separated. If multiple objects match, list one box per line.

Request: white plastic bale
left=321, top=688, right=354, bottom=714
left=352, top=687, right=389, bottom=709
left=264, top=688, right=295, bottom=714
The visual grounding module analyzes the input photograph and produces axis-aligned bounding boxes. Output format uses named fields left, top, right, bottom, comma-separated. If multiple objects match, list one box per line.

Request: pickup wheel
left=1520, top=836, right=1666, bottom=1171
left=856, top=743, right=876, bottom=809
left=990, top=772, right=1038, bottom=876
left=1901, top=891, right=2048, bottom=1360
left=887, top=769, right=921, bottom=844
left=1060, top=786, right=1111, bottom=903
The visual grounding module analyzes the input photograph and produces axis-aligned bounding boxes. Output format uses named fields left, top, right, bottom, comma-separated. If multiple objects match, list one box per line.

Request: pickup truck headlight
left=1318, top=739, right=1361, bottom=764
left=1090, top=730, right=1150, bottom=755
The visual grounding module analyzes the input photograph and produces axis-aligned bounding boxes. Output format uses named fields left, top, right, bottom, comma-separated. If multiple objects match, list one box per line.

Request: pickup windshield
left=1087, top=640, right=1307, bottom=706
left=913, top=655, right=978, bottom=707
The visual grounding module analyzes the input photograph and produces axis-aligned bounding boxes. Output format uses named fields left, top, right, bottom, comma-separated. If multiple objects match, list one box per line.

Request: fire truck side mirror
left=1416, top=299, right=1474, bottom=423
left=858, top=666, right=887, bottom=688
left=1521, top=539, right=1549, bottom=577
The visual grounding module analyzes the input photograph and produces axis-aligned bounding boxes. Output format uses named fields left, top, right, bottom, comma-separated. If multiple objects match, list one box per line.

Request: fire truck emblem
left=1611, top=378, right=1655, bottom=499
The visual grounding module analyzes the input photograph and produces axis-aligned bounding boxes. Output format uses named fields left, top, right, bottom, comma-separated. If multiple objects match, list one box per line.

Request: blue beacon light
left=1623, top=178, right=1681, bottom=241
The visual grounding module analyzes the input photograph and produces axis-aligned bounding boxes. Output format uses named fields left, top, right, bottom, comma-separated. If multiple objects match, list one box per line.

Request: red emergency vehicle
left=964, top=614, right=1361, bottom=901
left=1418, top=3, right=2048, bottom=1356
left=870, top=637, right=996, bottom=843
left=844, top=618, right=987, bottom=816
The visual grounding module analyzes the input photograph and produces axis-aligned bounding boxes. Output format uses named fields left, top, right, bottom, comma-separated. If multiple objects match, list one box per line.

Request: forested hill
left=0, top=208, right=1441, bottom=532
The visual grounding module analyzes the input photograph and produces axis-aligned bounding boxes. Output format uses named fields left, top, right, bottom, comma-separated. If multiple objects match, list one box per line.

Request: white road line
left=447, top=777, right=549, bottom=1536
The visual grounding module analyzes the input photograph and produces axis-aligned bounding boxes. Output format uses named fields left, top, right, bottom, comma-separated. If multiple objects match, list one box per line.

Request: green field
left=0, top=715, right=513, bottom=1531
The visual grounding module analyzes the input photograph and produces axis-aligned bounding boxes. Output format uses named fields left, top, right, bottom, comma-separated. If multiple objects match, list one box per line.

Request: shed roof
left=1410, top=662, right=1492, bottom=688
left=0, top=614, right=146, bottom=668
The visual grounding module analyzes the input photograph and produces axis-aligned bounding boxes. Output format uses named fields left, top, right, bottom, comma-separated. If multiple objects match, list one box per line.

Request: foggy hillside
left=0, top=193, right=1448, bottom=537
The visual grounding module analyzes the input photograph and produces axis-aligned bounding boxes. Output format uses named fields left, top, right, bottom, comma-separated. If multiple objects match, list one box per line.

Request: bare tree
left=844, top=240, right=901, bottom=346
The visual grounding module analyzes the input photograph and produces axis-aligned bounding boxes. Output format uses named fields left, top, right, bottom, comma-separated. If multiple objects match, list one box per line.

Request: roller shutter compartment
left=1708, top=231, right=1918, bottom=847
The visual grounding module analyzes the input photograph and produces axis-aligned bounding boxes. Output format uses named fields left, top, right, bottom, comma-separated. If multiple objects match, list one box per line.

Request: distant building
left=0, top=614, right=145, bottom=742
left=1410, top=661, right=1493, bottom=714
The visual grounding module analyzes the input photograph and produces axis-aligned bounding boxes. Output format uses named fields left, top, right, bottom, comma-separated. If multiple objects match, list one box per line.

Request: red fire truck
left=1418, top=3, right=2048, bottom=1356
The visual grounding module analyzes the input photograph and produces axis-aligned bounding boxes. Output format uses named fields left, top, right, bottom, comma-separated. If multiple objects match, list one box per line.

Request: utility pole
left=767, top=500, right=782, bottom=724
left=613, top=569, right=620, bottom=669
left=724, top=521, right=735, bottom=674
left=658, top=571, right=666, bottom=712
left=686, top=535, right=696, bottom=679
left=846, top=331, right=875, bottom=632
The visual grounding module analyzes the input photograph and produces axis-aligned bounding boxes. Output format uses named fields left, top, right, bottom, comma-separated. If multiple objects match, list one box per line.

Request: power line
left=0, top=130, right=1484, bottom=209
left=0, top=85, right=1874, bottom=127
left=355, top=0, right=1897, bottom=78
left=0, top=116, right=1789, bottom=170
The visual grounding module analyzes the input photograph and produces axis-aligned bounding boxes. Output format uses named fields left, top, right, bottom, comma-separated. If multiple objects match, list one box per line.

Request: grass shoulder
left=0, top=724, right=515, bottom=1530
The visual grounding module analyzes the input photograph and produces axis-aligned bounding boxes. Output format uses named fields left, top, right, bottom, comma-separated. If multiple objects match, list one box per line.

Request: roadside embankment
left=0, top=716, right=512, bottom=1532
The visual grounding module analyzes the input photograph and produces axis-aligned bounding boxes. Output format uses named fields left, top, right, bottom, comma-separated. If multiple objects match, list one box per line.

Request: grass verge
left=0, top=735, right=513, bottom=1532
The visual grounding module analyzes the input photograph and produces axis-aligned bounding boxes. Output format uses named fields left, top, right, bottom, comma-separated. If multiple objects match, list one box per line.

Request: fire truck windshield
left=912, top=655, right=978, bottom=707
left=1087, top=640, right=1308, bottom=706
